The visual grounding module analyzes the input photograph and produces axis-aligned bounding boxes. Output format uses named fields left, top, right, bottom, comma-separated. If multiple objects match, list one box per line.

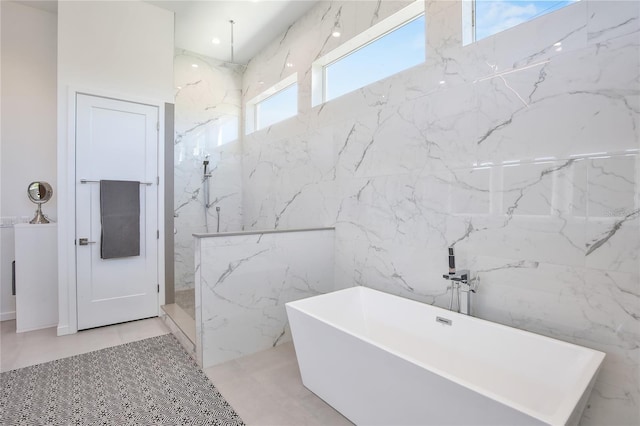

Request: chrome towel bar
left=80, top=179, right=153, bottom=186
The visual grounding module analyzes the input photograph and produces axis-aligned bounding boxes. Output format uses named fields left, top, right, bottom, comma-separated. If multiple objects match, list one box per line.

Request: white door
left=75, top=93, right=159, bottom=330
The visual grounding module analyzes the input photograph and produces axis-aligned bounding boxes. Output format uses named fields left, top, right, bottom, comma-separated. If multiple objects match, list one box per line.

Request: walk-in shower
left=171, top=47, right=243, bottom=336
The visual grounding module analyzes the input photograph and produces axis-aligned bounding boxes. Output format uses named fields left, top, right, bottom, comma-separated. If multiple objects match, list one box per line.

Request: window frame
left=255, top=82, right=297, bottom=130
left=311, top=0, right=425, bottom=107
left=245, top=73, right=298, bottom=134
left=464, top=0, right=580, bottom=45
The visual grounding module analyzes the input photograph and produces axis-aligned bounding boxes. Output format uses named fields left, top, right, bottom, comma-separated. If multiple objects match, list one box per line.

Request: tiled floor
left=0, top=317, right=352, bottom=425
left=204, top=342, right=353, bottom=426
left=0, top=317, right=169, bottom=372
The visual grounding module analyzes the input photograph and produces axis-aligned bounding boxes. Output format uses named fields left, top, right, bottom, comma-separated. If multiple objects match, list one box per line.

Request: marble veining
left=174, top=49, right=244, bottom=292
left=586, top=208, right=640, bottom=256
left=238, top=1, right=640, bottom=424
left=194, top=229, right=335, bottom=368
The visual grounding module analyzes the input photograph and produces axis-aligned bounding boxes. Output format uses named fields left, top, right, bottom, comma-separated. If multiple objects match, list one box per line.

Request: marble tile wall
left=174, top=50, right=244, bottom=291
left=194, top=229, right=335, bottom=368
left=240, top=1, right=640, bottom=424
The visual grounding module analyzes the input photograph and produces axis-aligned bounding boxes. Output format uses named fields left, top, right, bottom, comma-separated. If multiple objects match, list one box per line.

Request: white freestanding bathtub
left=286, top=287, right=604, bottom=426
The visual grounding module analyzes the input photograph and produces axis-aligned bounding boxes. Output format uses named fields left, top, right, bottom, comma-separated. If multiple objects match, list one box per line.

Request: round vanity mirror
left=27, top=181, right=53, bottom=224
left=28, top=182, right=53, bottom=204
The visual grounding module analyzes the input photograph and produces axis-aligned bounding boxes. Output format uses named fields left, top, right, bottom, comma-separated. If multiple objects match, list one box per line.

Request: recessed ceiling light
left=332, top=22, right=341, bottom=38
left=191, top=64, right=199, bottom=68
left=286, top=62, right=294, bottom=68
left=212, top=37, right=221, bottom=45
left=439, top=80, right=446, bottom=85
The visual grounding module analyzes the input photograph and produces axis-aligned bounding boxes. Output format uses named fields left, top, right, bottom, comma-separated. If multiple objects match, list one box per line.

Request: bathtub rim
left=286, top=286, right=606, bottom=426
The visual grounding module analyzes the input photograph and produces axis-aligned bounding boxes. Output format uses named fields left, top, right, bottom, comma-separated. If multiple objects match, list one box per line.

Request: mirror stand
left=30, top=204, right=50, bottom=224
left=27, top=181, right=53, bottom=224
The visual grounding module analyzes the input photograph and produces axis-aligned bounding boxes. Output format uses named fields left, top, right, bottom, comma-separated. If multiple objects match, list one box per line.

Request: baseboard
left=16, top=322, right=58, bottom=333
left=0, top=311, right=16, bottom=321
left=57, top=324, right=71, bottom=336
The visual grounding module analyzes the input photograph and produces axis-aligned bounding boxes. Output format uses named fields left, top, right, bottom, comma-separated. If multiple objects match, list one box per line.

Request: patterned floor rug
left=0, top=334, right=244, bottom=425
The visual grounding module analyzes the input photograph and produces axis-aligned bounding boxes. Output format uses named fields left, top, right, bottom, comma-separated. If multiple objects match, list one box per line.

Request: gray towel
left=100, top=180, right=140, bottom=259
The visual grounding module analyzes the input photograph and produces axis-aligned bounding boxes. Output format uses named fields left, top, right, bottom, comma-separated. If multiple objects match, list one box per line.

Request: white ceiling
left=15, top=0, right=318, bottom=65
left=148, top=0, right=319, bottom=64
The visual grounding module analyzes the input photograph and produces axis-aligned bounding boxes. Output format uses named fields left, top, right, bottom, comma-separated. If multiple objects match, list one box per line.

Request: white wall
left=56, top=0, right=174, bottom=334
left=0, top=1, right=57, bottom=320
left=241, top=1, right=639, bottom=424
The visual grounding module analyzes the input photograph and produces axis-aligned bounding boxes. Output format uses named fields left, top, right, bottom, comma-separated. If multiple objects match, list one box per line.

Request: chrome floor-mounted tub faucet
left=442, top=247, right=475, bottom=315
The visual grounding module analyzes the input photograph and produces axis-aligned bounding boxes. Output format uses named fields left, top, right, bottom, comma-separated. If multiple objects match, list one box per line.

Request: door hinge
left=157, top=230, right=160, bottom=239
left=157, top=122, right=160, bottom=131
left=157, top=284, right=160, bottom=293
left=157, top=176, right=160, bottom=185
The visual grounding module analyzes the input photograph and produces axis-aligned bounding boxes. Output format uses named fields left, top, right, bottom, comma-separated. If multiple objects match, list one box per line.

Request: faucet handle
left=449, top=269, right=469, bottom=282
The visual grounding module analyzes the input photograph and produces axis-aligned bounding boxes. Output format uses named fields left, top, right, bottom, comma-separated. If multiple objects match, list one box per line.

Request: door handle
left=78, top=238, right=96, bottom=246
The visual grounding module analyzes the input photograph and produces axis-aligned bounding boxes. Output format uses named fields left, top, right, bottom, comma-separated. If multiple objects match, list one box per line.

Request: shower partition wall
left=173, top=49, right=244, bottom=319
left=194, top=228, right=336, bottom=367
